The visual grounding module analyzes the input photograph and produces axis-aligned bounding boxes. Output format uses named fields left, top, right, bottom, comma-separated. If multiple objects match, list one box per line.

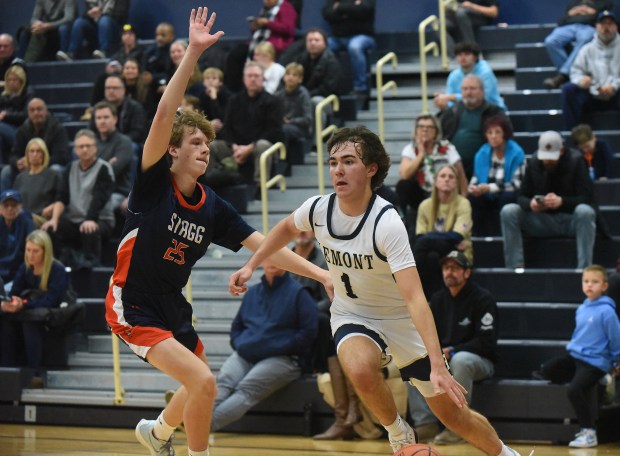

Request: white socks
left=152, top=412, right=176, bottom=442
left=188, top=450, right=209, bottom=456
left=384, top=415, right=409, bottom=436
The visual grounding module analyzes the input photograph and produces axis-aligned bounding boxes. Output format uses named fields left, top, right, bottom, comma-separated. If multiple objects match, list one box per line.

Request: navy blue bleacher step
left=503, top=89, right=560, bottom=111
left=33, top=84, right=93, bottom=106
left=515, top=42, right=553, bottom=68
left=476, top=24, right=555, bottom=50
left=48, top=103, right=90, bottom=122
left=27, top=60, right=106, bottom=85
left=587, top=110, right=620, bottom=131
left=515, top=67, right=556, bottom=90
left=0, top=368, right=32, bottom=402
left=63, top=121, right=90, bottom=139
left=510, top=109, right=564, bottom=132
left=497, top=302, right=577, bottom=340
left=595, top=179, right=620, bottom=206
left=473, top=269, right=582, bottom=302
left=473, top=237, right=620, bottom=269
left=495, top=339, right=567, bottom=379
left=71, top=267, right=113, bottom=300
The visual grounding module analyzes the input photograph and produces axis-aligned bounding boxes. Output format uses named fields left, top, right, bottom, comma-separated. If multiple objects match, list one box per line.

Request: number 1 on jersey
left=341, top=273, right=358, bottom=299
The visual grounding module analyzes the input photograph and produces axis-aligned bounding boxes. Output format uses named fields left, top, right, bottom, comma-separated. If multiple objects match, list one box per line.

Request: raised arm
left=141, top=7, right=224, bottom=171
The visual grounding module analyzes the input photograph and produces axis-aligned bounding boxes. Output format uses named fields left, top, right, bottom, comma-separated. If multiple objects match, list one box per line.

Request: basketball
left=393, top=444, right=442, bottom=456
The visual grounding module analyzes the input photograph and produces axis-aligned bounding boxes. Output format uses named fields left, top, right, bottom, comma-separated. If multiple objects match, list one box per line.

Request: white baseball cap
left=536, top=131, right=563, bottom=160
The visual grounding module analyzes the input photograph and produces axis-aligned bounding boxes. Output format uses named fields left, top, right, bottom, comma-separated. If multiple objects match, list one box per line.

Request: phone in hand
left=534, top=195, right=545, bottom=204
left=246, top=16, right=256, bottom=22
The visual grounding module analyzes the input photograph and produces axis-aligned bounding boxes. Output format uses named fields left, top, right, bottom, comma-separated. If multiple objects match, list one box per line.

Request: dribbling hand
left=188, top=7, right=225, bottom=53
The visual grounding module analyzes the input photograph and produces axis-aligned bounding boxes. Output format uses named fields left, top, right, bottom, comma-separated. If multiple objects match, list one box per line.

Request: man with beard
left=500, top=131, right=596, bottom=269
left=407, top=250, right=497, bottom=445
left=438, top=74, right=506, bottom=178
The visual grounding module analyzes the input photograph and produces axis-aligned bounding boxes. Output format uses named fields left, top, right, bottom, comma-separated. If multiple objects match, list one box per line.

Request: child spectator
left=197, top=67, right=230, bottom=133
left=534, top=265, right=620, bottom=448
left=274, top=62, right=312, bottom=146
left=571, top=124, right=614, bottom=180
left=180, top=95, right=201, bottom=112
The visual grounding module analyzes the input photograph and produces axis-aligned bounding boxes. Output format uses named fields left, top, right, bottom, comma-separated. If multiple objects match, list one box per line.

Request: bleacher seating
left=1, top=19, right=619, bottom=446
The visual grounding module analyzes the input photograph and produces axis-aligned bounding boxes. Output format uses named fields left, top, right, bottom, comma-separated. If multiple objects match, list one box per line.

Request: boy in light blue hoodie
left=537, top=264, right=620, bottom=448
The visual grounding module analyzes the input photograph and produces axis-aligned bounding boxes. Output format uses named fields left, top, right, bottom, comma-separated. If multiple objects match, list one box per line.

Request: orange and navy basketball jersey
left=109, top=155, right=255, bottom=301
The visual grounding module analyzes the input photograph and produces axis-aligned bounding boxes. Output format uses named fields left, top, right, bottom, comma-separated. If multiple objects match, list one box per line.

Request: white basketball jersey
left=294, top=193, right=416, bottom=320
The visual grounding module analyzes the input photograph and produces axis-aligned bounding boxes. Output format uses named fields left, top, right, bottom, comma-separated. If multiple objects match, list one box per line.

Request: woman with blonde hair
left=0, top=229, right=70, bottom=387
left=253, top=41, right=285, bottom=94
left=414, top=164, right=473, bottom=297
left=0, top=65, right=32, bottom=163
left=13, top=138, right=62, bottom=228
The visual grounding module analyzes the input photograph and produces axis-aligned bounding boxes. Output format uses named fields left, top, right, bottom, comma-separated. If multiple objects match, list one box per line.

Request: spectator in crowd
left=224, top=0, right=297, bottom=93
left=43, top=129, right=115, bottom=270
left=97, top=74, right=147, bottom=147
left=0, top=229, right=70, bottom=388
left=562, top=10, right=620, bottom=129
left=395, top=113, right=467, bottom=233
left=468, top=115, right=525, bottom=236
left=0, top=189, right=36, bottom=286
left=142, top=22, right=175, bottom=88
left=571, top=123, right=614, bottom=180
left=211, top=259, right=318, bottom=431
left=13, top=138, right=62, bottom=228
left=163, top=39, right=203, bottom=94
left=0, top=65, right=32, bottom=165
left=57, top=0, right=129, bottom=60
left=92, top=101, right=133, bottom=210
left=444, top=1, right=498, bottom=55
left=180, top=94, right=201, bottom=112
left=197, top=67, right=231, bottom=133
left=274, top=62, right=312, bottom=147
left=19, top=0, right=77, bottom=63
left=321, top=0, right=376, bottom=95
left=434, top=41, right=506, bottom=111
left=253, top=41, right=286, bottom=94
left=543, top=0, right=613, bottom=89
left=414, top=164, right=473, bottom=300
left=439, top=74, right=506, bottom=178
left=533, top=265, right=620, bottom=448
left=83, top=59, right=123, bottom=121
left=0, top=34, right=22, bottom=88
left=408, top=250, right=497, bottom=444
left=207, top=61, right=284, bottom=196
left=121, top=58, right=157, bottom=120
left=111, top=23, right=143, bottom=65
left=4, top=98, right=69, bottom=191
left=296, top=28, right=342, bottom=102
left=500, top=131, right=596, bottom=270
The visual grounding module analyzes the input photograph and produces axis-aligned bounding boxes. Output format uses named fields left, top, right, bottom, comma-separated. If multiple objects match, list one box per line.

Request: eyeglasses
left=75, top=144, right=96, bottom=150
left=416, top=125, right=436, bottom=131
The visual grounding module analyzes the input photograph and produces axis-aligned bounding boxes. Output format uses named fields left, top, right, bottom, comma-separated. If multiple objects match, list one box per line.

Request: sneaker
left=569, top=428, right=597, bottom=448
left=56, top=50, right=72, bottom=61
left=135, top=419, right=175, bottom=455
left=389, top=421, right=418, bottom=452
left=92, top=49, right=106, bottom=59
left=433, top=428, right=464, bottom=445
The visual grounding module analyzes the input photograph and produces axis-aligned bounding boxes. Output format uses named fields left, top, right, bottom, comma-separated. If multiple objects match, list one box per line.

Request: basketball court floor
left=2, top=424, right=620, bottom=455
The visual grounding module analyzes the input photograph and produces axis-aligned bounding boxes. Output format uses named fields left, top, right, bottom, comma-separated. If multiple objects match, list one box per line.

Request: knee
left=345, top=365, right=381, bottom=395
left=500, top=203, right=520, bottom=222
left=544, top=32, right=561, bottom=48
left=448, top=353, right=474, bottom=376
left=190, top=370, right=218, bottom=399
left=574, top=204, right=596, bottom=222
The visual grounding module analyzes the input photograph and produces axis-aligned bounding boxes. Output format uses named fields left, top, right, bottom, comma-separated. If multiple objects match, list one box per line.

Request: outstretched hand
left=188, top=6, right=225, bottom=53
left=229, top=266, right=254, bottom=296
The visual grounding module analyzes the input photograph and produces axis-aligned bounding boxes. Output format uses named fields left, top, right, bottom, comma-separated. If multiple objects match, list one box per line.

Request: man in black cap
left=0, top=189, right=35, bottom=285
left=407, top=250, right=498, bottom=445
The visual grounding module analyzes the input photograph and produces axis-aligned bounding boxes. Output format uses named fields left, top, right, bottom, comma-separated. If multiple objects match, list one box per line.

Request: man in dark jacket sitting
left=211, top=259, right=318, bottom=431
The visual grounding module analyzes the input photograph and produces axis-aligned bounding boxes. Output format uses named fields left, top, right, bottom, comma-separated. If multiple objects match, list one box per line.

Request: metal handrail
left=315, top=95, right=340, bottom=195
left=375, top=52, right=398, bottom=143
left=418, top=15, right=440, bottom=114
left=438, top=0, right=451, bottom=70
left=259, top=141, right=287, bottom=234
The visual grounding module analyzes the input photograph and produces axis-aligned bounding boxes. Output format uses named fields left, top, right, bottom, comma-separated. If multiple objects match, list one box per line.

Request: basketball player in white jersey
left=229, top=126, right=523, bottom=456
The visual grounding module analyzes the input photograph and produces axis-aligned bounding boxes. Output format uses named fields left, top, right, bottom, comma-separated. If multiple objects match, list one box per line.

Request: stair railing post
left=419, top=15, right=440, bottom=114
left=375, top=52, right=398, bottom=143
left=259, top=142, right=287, bottom=234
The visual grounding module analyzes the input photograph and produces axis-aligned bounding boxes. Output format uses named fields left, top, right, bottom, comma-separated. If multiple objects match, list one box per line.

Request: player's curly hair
left=169, top=109, right=215, bottom=148
left=326, top=125, right=390, bottom=190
